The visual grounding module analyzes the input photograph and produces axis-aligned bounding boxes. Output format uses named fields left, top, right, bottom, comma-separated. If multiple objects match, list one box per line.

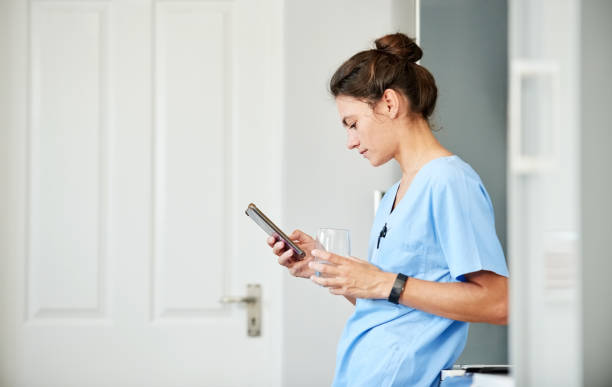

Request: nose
left=346, top=130, right=359, bottom=150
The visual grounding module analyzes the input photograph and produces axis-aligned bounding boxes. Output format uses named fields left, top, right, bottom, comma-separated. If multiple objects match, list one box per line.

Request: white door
left=0, top=0, right=284, bottom=386
left=508, top=0, right=581, bottom=385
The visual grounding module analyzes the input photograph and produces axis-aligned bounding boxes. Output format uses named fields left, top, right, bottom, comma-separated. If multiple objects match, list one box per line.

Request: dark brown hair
left=329, top=33, right=437, bottom=120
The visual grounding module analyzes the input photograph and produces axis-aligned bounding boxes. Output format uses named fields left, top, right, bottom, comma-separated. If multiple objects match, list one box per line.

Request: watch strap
left=388, top=273, right=408, bottom=304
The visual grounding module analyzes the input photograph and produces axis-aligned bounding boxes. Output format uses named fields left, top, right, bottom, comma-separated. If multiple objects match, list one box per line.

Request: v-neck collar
left=385, top=155, right=457, bottom=223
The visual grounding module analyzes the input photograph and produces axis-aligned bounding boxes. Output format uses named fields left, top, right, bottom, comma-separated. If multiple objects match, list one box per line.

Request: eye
left=349, top=122, right=357, bottom=130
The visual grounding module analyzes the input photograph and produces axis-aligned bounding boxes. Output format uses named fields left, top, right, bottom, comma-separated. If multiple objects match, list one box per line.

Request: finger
left=309, top=275, right=342, bottom=288
left=272, top=241, right=286, bottom=255
left=290, top=229, right=313, bottom=243
left=310, top=274, right=325, bottom=286
left=308, top=261, right=339, bottom=276
left=278, top=249, right=295, bottom=266
left=344, top=255, right=364, bottom=263
left=312, top=249, right=341, bottom=264
left=289, top=261, right=307, bottom=276
left=329, top=288, right=345, bottom=295
left=289, top=267, right=297, bottom=277
left=267, top=236, right=276, bottom=247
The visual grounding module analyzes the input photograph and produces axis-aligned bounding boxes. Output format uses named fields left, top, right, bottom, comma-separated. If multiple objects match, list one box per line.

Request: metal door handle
left=219, top=284, right=261, bottom=337
left=219, top=296, right=256, bottom=304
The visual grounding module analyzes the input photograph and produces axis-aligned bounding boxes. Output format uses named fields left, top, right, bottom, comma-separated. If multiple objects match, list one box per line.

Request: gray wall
left=421, top=0, right=509, bottom=364
left=282, top=1, right=400, bottom=386
left=581, top=0, right=612, bottom=385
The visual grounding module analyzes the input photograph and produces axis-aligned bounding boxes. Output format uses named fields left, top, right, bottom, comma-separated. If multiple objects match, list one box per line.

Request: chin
left=369, top=158, right=385, bottom=167
left=369, top=155, right=391, bottom=167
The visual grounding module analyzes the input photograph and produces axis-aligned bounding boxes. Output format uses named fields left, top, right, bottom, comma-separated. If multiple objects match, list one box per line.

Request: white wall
left=281, top=1, right=404, bottom=385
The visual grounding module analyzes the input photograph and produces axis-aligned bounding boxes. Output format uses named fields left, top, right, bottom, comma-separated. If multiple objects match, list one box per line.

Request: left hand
left=309, top=249, right=395, bottom=299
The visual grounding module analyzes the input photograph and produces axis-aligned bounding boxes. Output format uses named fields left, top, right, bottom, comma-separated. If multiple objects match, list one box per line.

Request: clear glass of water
left=314, top=228, right=351, bottom=277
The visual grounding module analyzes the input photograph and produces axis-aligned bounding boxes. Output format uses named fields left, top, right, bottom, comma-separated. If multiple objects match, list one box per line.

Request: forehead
left=335, top=95, right=372, bottom=123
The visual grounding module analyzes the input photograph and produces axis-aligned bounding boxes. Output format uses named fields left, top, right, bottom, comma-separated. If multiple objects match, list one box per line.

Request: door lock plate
left=246, top=284, right=261, bottom=337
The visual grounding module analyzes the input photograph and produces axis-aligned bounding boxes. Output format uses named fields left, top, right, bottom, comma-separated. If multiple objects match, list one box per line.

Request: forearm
left=377, top=272, right=507, bottom=324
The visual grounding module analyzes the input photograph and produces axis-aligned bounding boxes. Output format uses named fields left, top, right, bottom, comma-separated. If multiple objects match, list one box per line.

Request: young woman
left=267, top=33, right=509, bottom=386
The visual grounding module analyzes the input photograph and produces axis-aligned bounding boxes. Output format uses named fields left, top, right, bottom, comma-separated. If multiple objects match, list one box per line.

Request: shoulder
left=428, top=156, right=496, bottom=218
left=429, top=156, right=486, bottom=196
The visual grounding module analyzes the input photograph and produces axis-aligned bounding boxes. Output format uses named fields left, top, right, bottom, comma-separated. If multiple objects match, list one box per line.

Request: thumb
left=290, top=229, right=310, bottom=242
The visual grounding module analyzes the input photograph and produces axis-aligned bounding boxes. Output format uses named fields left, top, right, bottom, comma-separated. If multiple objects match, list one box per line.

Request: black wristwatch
left=388, top=273, right=408, bottom=304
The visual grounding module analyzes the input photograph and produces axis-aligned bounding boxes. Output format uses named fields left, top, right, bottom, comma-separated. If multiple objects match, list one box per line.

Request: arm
left=309, top=249, right=507, bottom=324
left=378, top=270, right=507, bottom=324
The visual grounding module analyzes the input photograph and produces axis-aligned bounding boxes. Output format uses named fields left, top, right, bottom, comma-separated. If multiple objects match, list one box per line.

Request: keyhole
left=251, top=317, right=256, bottom=326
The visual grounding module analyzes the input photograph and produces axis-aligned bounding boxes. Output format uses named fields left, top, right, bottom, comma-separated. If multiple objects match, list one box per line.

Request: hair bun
left=374, top=33, right=422, bottom=63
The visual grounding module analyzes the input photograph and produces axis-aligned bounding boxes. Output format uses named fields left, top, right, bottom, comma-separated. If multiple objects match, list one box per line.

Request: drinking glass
left=314, top=228, right=351, bottom=277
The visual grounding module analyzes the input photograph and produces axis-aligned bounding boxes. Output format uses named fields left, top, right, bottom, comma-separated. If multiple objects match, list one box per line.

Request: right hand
left=267, top=229, right=317, bottom=278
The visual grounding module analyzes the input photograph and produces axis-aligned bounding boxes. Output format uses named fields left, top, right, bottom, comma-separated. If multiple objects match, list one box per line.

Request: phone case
left=245, top=203, right=306, bottom=259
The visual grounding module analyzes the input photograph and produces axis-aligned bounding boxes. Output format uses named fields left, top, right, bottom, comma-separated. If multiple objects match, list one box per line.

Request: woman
left=267, top=33, right=509, bottom=387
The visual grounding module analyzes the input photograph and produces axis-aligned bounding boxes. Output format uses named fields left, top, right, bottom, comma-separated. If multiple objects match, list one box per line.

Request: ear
left=380, top=89, right=401, bottom=119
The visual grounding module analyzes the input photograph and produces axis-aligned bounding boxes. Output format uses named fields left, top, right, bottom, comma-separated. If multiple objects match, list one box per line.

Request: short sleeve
left=432, top=170, right=509, bottom=281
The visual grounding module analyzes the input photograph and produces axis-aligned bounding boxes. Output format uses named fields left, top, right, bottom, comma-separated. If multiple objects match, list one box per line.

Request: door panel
left=152, top=1, right=231, bottom=320
left=0, top=0, right=283, bottom=386
left=28, top=0, right=110, bottom=320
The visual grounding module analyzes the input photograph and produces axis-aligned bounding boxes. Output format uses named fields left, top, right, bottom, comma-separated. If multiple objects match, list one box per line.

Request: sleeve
left=432, top=170, right=509, bottom=282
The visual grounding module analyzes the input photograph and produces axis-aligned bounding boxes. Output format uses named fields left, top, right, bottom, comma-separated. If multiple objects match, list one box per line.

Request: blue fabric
left=331, top=155, right=509, bottom=387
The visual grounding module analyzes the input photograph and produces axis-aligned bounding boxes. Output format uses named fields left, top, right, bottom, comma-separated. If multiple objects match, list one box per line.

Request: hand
left=266, top=229, right=317, bottom=279
left=308, top=249, right=396, bottom=299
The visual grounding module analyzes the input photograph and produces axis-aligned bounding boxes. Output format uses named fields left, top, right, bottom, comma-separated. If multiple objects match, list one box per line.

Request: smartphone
left=245, top=203, right=306, bottom=260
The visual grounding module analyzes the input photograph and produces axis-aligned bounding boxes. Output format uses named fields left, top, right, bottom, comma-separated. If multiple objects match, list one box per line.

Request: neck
left=393, top=116, right=451, bottom=180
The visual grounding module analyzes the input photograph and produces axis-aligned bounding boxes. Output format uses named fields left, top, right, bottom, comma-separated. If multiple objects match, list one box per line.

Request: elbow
left=464, top=272, right=509, bottom=324
left=490, top=294, right=508, bottom=325
left=483, top=275, right=509, bottom=325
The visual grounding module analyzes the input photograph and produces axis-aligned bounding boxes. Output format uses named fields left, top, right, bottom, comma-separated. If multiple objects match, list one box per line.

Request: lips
left=359, top=149, right=368, bottom=155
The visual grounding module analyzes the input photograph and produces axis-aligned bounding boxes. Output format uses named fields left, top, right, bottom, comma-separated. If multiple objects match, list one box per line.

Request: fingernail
left=312, top=249, right=319, bottom=257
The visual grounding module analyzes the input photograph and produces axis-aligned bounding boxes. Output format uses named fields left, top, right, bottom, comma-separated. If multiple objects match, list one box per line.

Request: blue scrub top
left=332, top=155, right=509, bottom=387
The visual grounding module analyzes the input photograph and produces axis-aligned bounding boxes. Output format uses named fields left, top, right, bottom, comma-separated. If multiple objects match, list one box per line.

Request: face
left=336, top=95, right=398, bottom=167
